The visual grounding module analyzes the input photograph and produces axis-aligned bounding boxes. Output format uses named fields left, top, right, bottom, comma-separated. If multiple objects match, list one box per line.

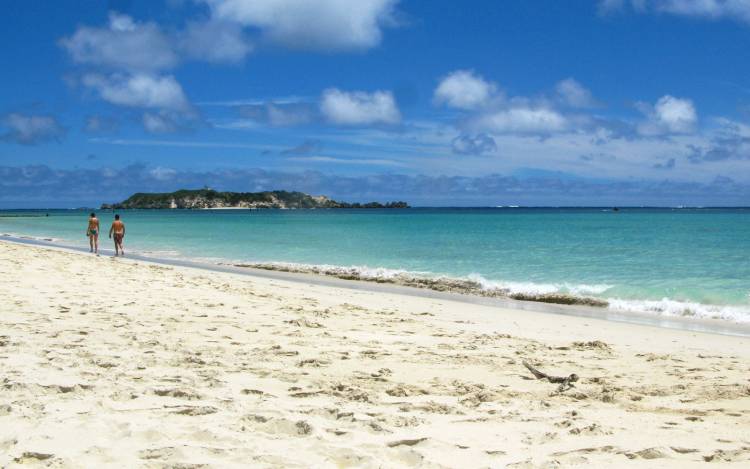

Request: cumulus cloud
left=433, top=72, right=588, bottom=138
left=451, top=134, right=497, bottom=155
left=60, top=12, right=177, bottom=72
left=142, top=112, right=179, bottom=133
left=222, top=93, right=404, bottom=129
left=320, top=88, right=401, bottom=125
left=599, top=0, right=750, bottom=23
left=59, top=11, right=259, bottom=120
left=200, top=0, right=399, bottom=51
left=179, top=20, right=253, bottom=62
left=434, top=70, right=498, bottom=110
left=555, top=78, right=596, bottom=108
left=469, top=107, right=568, bottom=134
left=60, top=13, right=199, bottom=121
left=637, top=95, right=697, bottom=135
left=1, top=113, right=65, bottom=145
left=82, top=73, right=190, bottom=111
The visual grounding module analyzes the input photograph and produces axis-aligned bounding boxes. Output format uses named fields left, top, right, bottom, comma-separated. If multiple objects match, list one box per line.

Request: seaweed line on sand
left=230, top=262, right=609, bottom=308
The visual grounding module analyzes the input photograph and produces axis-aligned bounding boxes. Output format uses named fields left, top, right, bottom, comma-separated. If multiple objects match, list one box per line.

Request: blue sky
left=1, top=0, right=750, bottom=206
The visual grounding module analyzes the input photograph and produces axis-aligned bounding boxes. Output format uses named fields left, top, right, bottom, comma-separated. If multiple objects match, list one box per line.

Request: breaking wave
left=1, top=232, right=62, bottom=243
left=229, top=262, right=611, bottom=307
left=607, top=298, right=750, bottom=323
left=228, top=261, right=750, bottom=322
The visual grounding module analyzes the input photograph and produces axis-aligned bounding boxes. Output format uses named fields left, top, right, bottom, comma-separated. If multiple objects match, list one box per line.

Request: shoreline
left=2, top=235, right=749, bottom=338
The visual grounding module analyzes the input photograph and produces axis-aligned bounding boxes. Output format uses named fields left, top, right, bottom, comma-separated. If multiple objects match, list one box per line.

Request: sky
left=1, top=0, right=750, bottom=207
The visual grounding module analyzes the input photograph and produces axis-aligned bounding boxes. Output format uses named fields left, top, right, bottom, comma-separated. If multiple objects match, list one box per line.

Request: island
left=100, top=189, right=409, bottom=210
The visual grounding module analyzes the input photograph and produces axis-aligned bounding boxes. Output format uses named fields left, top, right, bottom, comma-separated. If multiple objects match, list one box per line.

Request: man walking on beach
left=109, top=214, right=125, bottom=257
left=86, top=213, right=100, bottom=254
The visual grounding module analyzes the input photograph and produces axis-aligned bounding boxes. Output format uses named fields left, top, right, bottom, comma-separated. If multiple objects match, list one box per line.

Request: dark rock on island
left=100, top=189, right=409, bottom=210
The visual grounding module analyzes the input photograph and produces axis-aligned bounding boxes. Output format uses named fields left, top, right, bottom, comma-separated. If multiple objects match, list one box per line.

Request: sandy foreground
left=0, top=241, right=749, bottom=468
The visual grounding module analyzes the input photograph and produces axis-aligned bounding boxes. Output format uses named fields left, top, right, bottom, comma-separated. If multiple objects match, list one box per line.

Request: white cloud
left=82, top=73, right=190, bottom=111
left=555, top=78, right=596, bottom=108
left=142, top=112, right=178, bottom=133
left=320, top=88, right=400, bottom=125
left=434, top=70, right=498, bottom=110
left=431, top=72, right=589, bottom=136
left=201, top=0, right=398, bottom=50
left=600, top=0, right=750, bottom=23
left=1, top=113, right=65, bottom=145
left=655, top=0, right=750, bottom=22
left=149, top=166, right=178, bottom=180
left=469, top=107, right=568, bottom=134
left=60, top=12, right=177, bottom=71
left=180, top=20, right=253, bottom=63
left=637, top=95, right=697, bottom=135
left=61, top=11, right=254, bottom=73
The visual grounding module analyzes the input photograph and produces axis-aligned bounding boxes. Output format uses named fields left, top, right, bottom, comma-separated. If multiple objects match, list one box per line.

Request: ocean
left=1, top=207, right=749, bottom=323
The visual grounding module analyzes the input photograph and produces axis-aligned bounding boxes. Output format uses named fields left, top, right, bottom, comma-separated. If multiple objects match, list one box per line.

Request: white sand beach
left=1, top=240, right=749, bottom=468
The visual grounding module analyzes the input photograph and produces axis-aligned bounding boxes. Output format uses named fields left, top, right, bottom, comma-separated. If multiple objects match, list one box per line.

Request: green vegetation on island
left=101, top=189, right=409, bottom=210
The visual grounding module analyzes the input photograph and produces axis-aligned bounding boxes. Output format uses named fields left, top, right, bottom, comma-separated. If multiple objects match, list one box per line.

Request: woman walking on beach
left=86, top=213, right=100, bottom=254
left=109, top=214, right=125, bottom=257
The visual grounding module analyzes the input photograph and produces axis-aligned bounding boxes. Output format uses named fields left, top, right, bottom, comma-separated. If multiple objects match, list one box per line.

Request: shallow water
left=1, top=207, right=749, bottom=322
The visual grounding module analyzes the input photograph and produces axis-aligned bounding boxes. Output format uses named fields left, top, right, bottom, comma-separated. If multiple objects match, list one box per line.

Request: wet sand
left=1, top=240, right=749, bottom=467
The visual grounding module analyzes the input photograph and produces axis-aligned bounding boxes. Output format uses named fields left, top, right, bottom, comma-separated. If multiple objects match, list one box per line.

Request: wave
left=1, top=232, right=63, bottom=243
left=228, top=261, right=610, bottom=307
left=466, top=273, right=613, bottom=296
left=228, top=261, right=750, bottom=322
left=131, top=249, right=183, bottom=258
left=607, top=298, right=750, bottom=323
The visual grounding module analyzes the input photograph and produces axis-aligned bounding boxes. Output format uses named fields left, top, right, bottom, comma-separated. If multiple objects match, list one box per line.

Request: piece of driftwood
left=522, top=360, right=579, bottom=392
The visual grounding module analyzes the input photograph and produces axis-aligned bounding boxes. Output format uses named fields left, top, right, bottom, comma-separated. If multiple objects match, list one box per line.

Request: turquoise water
left=2, top=208, right=749, bottom=322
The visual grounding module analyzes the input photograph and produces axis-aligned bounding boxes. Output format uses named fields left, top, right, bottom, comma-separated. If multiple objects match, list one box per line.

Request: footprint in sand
left=284, top=318, right=325, bottom=328
left=297, top=358, right=331, bottom=367
left=138, top=446, right=180, bottom=460
left=387, top=437, right=428, bottom=448
left=241, top=414, right=314, bottom=437
left=172, top=406, right=218, bottom=416
left=568, top=423, right=612, bottom=436
left=13, top=452, right=54, bottom=463
left=703, top=447, right=750, bottom=462
left=240, top=388, right=276, bottom=398
left=623, top=447, right=669, bottom=460
left=386, top=384, right=428, bottom=397
left=152, top=388, right=203, bottom=400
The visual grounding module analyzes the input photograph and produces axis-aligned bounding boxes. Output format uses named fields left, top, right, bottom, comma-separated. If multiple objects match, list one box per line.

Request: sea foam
left=229, top=261, right=750, bottom=321
left=607, top=298, right=750, bottom=323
